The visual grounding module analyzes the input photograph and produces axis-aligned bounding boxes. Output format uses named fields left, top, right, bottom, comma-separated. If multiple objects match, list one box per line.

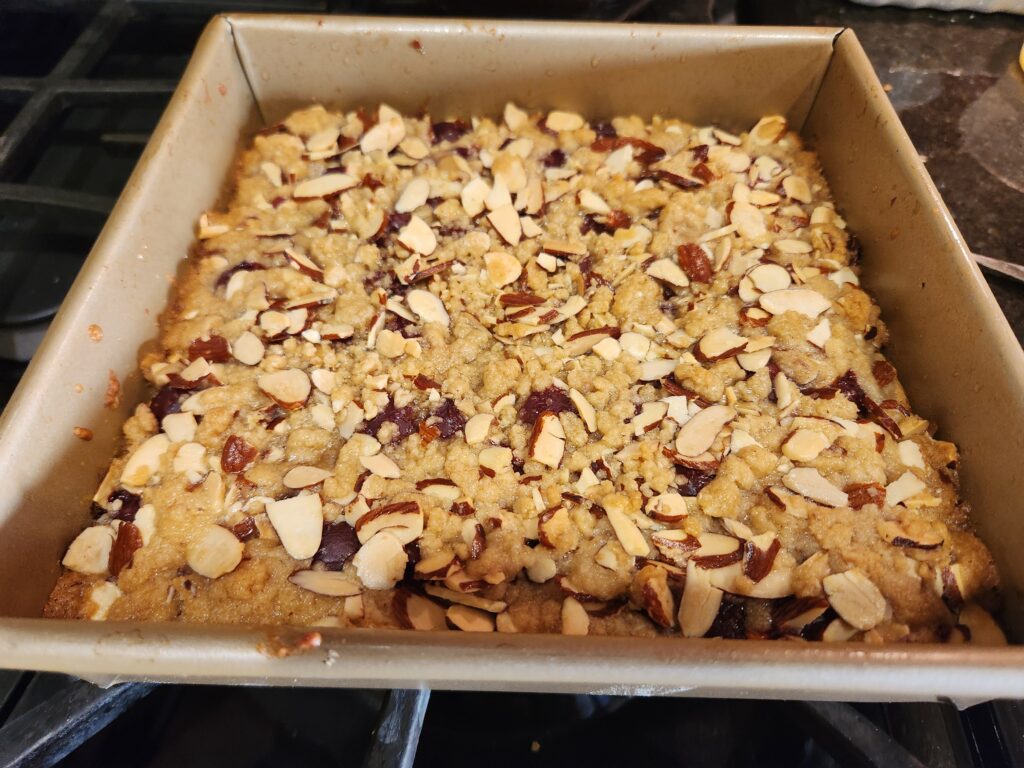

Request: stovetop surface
left=1, top=1, right=1023, bottom=766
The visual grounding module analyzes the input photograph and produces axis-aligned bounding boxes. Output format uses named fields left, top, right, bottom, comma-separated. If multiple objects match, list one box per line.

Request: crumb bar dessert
left=45, top=103, right=1005, bottom=644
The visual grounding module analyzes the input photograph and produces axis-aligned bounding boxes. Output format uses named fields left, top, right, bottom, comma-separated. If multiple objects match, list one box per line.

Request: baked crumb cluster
left=45, top=103, right=1004, bottom=644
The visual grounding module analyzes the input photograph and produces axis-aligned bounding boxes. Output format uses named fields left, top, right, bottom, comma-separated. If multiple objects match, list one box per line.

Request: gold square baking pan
left=1, top=16, right=1023, bottom=703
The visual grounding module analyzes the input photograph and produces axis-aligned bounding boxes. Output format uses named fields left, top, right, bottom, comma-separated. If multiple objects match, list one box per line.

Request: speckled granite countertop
left=649, top=0, right=1024, bottom=342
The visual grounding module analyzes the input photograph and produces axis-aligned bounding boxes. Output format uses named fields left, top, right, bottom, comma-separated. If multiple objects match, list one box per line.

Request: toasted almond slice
left=266, top=494, right=323, bottom=560
left=353, top=530, right=408, bottom=589
left=504, top=101, right=529, bottom=130
left=604, top=495, right=650, bottom=557
left=679, top=560, right=724, bottom=637
left=618, top=332, right=652, bottom=360
left=355, top=502, right=423, bottom=545
left=773, top=238, right=812, bottom=255
left=283, top=465, right=333, bottom=489
left=748, top=263, right=791, bottom=293
left=749, top=115, right=787, bottom=144
left=464, top=413, right=493, bottom=445
left=579, top=188, right=610, bottom=214
left=546, top=110, right=584, bottom=132
left=310, top=369, right=335, bottom=395
left=187, top=524, right=244, bottom=579
left=197, top=213, right=230, bottom=239
left=759, top=288, right=830, bottom=318
left=424, top=584, right=507, bottom=613
left=783, top=467, right=848, bottom=507
left=485, top=176, right=512, bottom=210
left=806, top=318, right=831, bottom=348
left=120, top=434, right=171, bottom=488
left=561, top=596, right=590, bottom=635
left=395, top=178, right=431, bottom=214
left=305, top=126, right=340, bottom=153
left=730, top=201, right=766, bottom=240
left=62, top=526, right=115, bottom=575
left=360, top=453, right=401, bottom=479
left=407, top=289, right=450, bottom=328
left=162, top=412, right=197, bottom=443
left=886, top=471, right=927, bottom=507
left=675, top=405, right=735, bottom=457
left=646, top=258, right=690, bottom=288
left=648, top=493, right=689, bottom=524
left=563, top=327, right=617, bottom=357
left=85, top=582, right=121, bottom=621
left=479, top=446, right=513, bottom=473
left=397, top=214, right=437, bottom=256
left=294, top=173, right=358, bottom=199
left=604, top=144, right=633, bottom=174
left=640, top=569, right=677, bottom=628
left=633, top=401, right=668, bottom=436
left=698, top=328, right=747, bottom=361
left=484, top=251, right=522, bottom=287
left=415, top=551, right=457, bottom=580
left=399, top=592, right=448, bottom=630
left=360, top=116, right=406, bottom=154
left=232, top=331, right=265, bottom=366
left=823, top=569, right=887, bottom=630
left=258, top=368, right=311, bottom=410
left=447, top=604, right=495, bottom=632
left=460, top=177, right=490, bottom=217
left=487, top=204, right=522, bottom=246
left=528, top=412, right=565, bottom=468
left=736, top=348, right=772, bottom=372
left=568, top=388, right=597, bottom=432
left=289, top=569, right=361, bottom=597
left=399, top=136, right=430, bottom=160
left=783, top=175, right=812, bottom=203
left=639, top=359, right=677, bottom=381
left=260, top=161, right=283, bottom=187
left=526, top=553, right=557, bottom=583
left=782, top=429, right=832, bottom=462
left=897, top=441, right=926, bottom=470
left=663, top=394, right=690, bottom=424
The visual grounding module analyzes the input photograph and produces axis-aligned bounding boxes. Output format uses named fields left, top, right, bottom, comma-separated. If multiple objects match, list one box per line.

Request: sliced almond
left=639, top=359, right=677, bottom=381
left=675, top=405, right=735, bottom=457
left=445, top=604, right=495, bottom=632
left=187, top=525, right=243, bottom=579
left=283, top=465, right=333, bottom=489
left=619, top=332, right=652, bottom=360
left=604, top=495, right=650, bottom=557
left=399, top=136, right=430, bottom=160
left=258, top=368, right=310, bottom=410
left=782, top=175, right=812, bottom=202
left=85, top=582, right=121, bottom=621
left=749, top=115, right=787, bottom=144
left=561, top=596, right=590, bottom=635
left=120, top=434, right=171, bottom=488
left=360, top=453, right=401, bottom=479
left=407, top=289, right=450, bottom=328
left=418, top=479, right=462, bottom=502
left=806, top=318, right=831, bottom=348
left=563, top=327, right=617, bottom=357
left=397, top=214, right=437, bottom=256
left=823, top=569, right=887, bottom=631
left=737, top=348, right=772, bottom=372
left=484, top=251, right=522, bottom=287
left=679, top=560, right=724, bottom=637
left=886, top=471, right=927, bottom=507
left=310, top=369, right=335, bottom=394
left=897, top=441, right=926, bottom=471
left=748, top=263, right=791, bottom=293
left=546, top=110, right=584, bottom=132
left=360, top=116, right=405, bottom=154
left=355, top=501, right=423, bottom=545
left=464, top=413, right=493, bottom=445
left=647, top=493, right=689, bottom=524
left=568, top=388, right=597, bottom=432
left=646, top=259, right=690, bottom=288
left=415, top=552, right=457, bottom=580
left=528, top=412, right=565, bottom=468
left=395, top=178, right=431, bottom=213
left=288, top=569, right=361, bottom=597
left=260, top=161, right=283, bottom=187
left=460, top=177, right=490, bottom=217
left=479, top=446, right=513, bottom=474
left=731, top=201, right=766, bottom=240
left=399, top=591, right=448, bottom=630
left=162, top=412, right=197, bottom=443
left=633, top=401, right=668, bottom=436
left=578, top=188, right=610, bottom=214
left=62, top=526, right=115, bottom=575
left=353, top=530, right=408, bottom=589
left=782, top=429, right=832, bottom=462
left=423, top=584, right=507, bottom=613
left=783, top=467, right=848, bottom=507
left=266, top=494, right=324, bottom=560
left=526, top=554, right=557, bottom=583
left=487, top=204, right=522, bottom=246
left=759, top=288, right=831, bottom=318
left=232, top=331, right=265, bottom=366
left=293, top=173, right=358, bottom=199
left=504, top=102, right=529, bottom=131
left=697, top=328, right=747, bottom=361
